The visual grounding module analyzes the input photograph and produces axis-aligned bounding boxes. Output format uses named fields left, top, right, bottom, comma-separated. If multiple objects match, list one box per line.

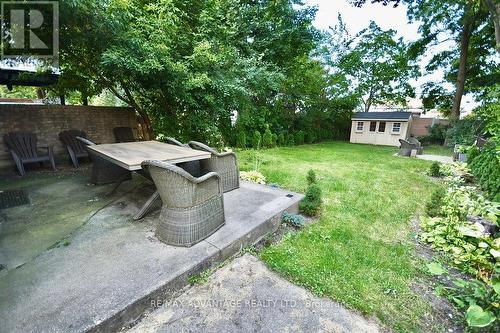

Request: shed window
left=369, top=121, right=377, bottom=132
left=378, top=122, right=386, bottom=132
left=356, top=122, right=364, bottom=131
left=392, top=122, right=401, bottom=133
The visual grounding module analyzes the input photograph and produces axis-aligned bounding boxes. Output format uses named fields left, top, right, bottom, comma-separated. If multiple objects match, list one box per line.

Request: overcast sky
left=306, top=0, right=420, bottom=41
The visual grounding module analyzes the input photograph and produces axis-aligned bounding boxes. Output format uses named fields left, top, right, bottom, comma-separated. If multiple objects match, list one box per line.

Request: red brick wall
left=410, top=118, right=449, bottom=138
left=0, top=105, right=137, bottom=169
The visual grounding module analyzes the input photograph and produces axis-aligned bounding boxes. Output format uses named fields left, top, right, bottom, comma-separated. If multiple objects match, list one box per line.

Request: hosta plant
left=240, top=170, right=266, bottom=185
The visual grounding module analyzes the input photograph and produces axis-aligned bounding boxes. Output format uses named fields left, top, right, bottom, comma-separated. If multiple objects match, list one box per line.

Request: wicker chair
left=113, top=127, right=136, bottom=143
left=408, top=137, right=423, bottom=155
left=164, top=137, right=201, bottom=177
left=164, top=137, right=189, bottom=148
left=76, top=136, right=131, bottom=185
left=476, top=136, right=488, bottom=149
left=188, top=141, right=239, bottom=193
left=59, top=130, right=89, bottom=168
left=398, top=139, right=418, bottom=157
left=142, top=160, right=225, bottom=247
left=3, top=131, right=56, bottom=176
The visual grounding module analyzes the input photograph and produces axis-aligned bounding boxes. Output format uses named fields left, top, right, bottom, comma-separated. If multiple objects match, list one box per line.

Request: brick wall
left=0, top=105, right=137, bottom=169
left=410, top=118, right=449, bottom=138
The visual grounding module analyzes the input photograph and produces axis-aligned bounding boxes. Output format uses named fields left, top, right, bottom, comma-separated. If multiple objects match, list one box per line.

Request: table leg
left=105, top=172, right=132, bottom=196
left=133, top=190, right=160, bottom=220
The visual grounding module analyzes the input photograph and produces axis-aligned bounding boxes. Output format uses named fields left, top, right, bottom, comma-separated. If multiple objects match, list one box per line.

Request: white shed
left=349, top=112, right=413, bottom=147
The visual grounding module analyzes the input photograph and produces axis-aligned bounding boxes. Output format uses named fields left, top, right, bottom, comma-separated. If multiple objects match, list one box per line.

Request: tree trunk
left=451, top=4, right=478, bottom=119
left=483, top=0, right=500, bottom=53
left=119, top=83, right=154, bottom=140
left=364, top=88, right=374, bottom=112
left=36, top=88, right=46, bottom=99
left=104, top=79, right=154, bottom=140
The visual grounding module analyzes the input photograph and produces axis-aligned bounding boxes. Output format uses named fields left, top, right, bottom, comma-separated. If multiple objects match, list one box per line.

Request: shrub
left=467, top=145, right=480, bottom=164
left=428, top=162, right=442, bottom=177
left=436, top=277, right=499, bottom=329
left=282, top=212, right=305, bottom=228
left=277, top=133, right=285, bottom=146
left=299, top=184, right=322, bottom=216
left=305, top=131, right=316, bottom=144
left=252, top=131, right=261, bottom=149
left=286, top=133, right=295, bottom=146
left=306, top=169, right=317, bottom=185
left=419, top=123, right=450, bottom=145
left=469, top=144, right=500, bottom=201
left=236, top=131, right=246, bottom=149
left=446, top=115, right=484, bottom=146
left=425, top=187, right=446, bottom=217
left=262, top=125, right=273, bottom=148
left=294, top=131, right=305, bottom=145
left=271, top=133, right=278, bottom=147
left=240, top=170, right=266, bottom=184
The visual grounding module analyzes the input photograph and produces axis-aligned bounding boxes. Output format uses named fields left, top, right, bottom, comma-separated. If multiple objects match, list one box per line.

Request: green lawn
left=237, top=142, right=440, bottom=332
left=423, top=145, right=453, bottom=156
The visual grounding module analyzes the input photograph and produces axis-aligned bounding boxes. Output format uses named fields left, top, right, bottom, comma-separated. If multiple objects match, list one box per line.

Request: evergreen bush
left=262, top=125, right=273, bottom=148
left=252, top=131, right=262, bottom=149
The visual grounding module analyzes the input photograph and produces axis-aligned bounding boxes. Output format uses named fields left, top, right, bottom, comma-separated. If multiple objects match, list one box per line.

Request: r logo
left=1, top=1, right=59, bottom=66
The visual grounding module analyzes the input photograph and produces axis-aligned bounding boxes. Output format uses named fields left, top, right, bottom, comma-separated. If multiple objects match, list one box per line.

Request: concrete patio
left=416, top=154, right=453, bottom=164
left=0, top=168, right=302, bottom=333
left=128, top=254, right=382, bottom=333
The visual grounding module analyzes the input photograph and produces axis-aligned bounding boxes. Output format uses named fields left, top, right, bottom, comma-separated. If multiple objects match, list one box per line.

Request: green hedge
left=469, top=144, right=500, bottom=202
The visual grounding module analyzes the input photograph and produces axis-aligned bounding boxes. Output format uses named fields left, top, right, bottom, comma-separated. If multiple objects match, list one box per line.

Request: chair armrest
left=188, top=141, right=217, bottom=154
left=38, top=145, right=54, bottom=155
left=217, top=151, right=236, bottom=158
left=195, top=171, right=220, bottom=184
left=194, top=172, right=223, bottom=195
left=194, top=172, right=222, bottom=195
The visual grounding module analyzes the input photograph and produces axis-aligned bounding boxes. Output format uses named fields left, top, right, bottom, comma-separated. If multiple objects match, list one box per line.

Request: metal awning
left=0, top=68, right=58, bottom=89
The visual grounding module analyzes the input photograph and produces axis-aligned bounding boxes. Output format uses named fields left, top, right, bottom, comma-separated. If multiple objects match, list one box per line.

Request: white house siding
left=349, top=120, right=410, bottom=147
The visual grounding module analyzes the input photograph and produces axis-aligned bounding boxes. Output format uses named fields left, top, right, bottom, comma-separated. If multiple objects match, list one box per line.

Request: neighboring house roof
left=352, top=112, right=412, bottom=121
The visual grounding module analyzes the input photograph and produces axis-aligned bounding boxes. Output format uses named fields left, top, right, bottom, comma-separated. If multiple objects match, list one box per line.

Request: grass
left=423, top=144, right=453, bottom=156
left=237, top=142, right=439, bottom=332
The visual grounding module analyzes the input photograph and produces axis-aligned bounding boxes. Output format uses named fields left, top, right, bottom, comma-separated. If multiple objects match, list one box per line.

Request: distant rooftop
left=352, top=112, right=412, bottom=121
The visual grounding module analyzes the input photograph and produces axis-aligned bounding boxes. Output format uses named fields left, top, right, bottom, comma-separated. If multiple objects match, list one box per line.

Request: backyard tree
left=58, top=0, right=334, bottom=144
left=331, top=21, right=418, bottom=112
left=350, top=0, right=500, bottom=53
left=349, top=0, right=500, bottom=118
left=407, top=0, right=498, bottom=119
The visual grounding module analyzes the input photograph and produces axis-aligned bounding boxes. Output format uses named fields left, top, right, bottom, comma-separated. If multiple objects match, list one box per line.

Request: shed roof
left=352, top=112, right=412, bottom=121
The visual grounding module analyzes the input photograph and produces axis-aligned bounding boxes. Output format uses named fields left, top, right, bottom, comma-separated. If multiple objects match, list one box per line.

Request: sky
left=303, top=0, right=478, bottom=112
left=306, top=0, right=420, bottom=41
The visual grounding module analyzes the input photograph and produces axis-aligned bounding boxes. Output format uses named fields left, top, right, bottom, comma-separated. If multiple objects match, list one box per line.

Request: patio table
left=87, top=140, right=211, bottom=220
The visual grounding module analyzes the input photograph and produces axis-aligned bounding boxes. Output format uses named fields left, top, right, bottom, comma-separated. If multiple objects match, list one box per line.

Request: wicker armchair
left=142, top=160, right=225, bottom=247
left=113, top=127, right=136, bottom=143
left=188, top=141, right=239, bottom=193
left=59, top=130, right=89, bottom=168
left=164, top=137, right=189, bottom=148
left=76, top=137, right=131, bottom=185
left=398, top=139, right=418, bottom=157
left=407, top=137, right=423, bottom=155
left=164, top=137, right=201, bottom=177
left=3, top=131, right=56, bottom=176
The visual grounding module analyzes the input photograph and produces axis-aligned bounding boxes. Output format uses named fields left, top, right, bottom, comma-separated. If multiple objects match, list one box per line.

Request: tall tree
left=58, top=0, right=324, bottom=143
left=349, top=0, right=500, bottom=119
left=406, top=0, right=497, bottom=119
left=330, top=21, right=418, bottom=112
